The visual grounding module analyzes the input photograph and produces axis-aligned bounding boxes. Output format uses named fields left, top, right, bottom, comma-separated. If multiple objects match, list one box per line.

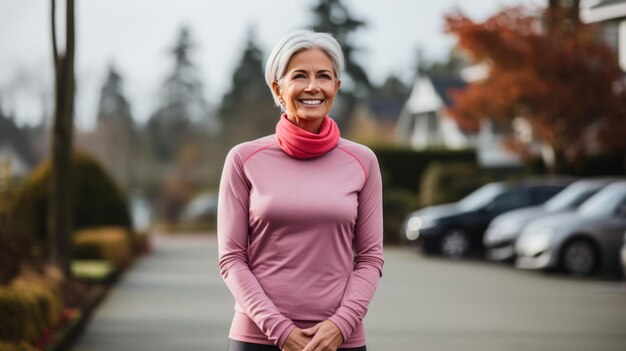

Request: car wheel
left=561, top=239, right=597, bottom=276
left=440, top=229, right=469, bottom=259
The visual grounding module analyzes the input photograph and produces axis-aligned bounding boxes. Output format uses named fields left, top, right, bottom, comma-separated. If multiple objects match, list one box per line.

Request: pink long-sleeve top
left=217, top=132, right=384, bottom=348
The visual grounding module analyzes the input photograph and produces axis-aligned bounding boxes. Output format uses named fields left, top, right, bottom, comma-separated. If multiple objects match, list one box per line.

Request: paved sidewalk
left=72, top=234, right=234, bottom=351
left=72, top=234, right=626, bottom=351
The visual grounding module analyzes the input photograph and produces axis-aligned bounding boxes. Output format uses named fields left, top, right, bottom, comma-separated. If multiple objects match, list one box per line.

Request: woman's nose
left=305, top=79, right=320, bottom=93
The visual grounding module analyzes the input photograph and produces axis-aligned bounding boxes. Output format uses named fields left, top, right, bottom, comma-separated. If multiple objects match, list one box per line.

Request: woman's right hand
left=282, top=328, right=313, bottom=351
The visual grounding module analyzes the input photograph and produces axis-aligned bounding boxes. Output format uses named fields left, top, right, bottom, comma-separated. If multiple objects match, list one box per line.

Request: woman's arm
left=218, top=148, right=295, bottom=347
left=327, top=150, right=384, bottom=342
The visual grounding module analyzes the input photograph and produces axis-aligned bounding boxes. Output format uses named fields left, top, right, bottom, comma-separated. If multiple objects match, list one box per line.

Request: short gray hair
left=265, top=29, right=344, bottom=109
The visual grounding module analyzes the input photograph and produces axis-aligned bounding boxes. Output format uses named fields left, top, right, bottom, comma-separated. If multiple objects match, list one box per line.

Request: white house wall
left=477, top=120, right=521, bottom=167
left=440, top=113, right=471, bottom=149
left=405, top=77, right=443, bottom=114
left=409, top=117, right=430, bottom=149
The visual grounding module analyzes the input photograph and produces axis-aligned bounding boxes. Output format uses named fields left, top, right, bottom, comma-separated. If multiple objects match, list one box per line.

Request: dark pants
left=228, top=339, right=367, bottom=351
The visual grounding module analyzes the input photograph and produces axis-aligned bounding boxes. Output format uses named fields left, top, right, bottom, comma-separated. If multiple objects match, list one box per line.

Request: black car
left=402, top=178, right=572, bottom=259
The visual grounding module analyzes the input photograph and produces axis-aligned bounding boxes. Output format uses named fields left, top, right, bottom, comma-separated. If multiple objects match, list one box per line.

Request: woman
left=218, top=29, right=383, bottom=351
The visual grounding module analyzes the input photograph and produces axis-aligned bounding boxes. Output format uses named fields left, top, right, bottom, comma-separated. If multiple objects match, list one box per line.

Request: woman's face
left=273, top=48, right=341, bottom=128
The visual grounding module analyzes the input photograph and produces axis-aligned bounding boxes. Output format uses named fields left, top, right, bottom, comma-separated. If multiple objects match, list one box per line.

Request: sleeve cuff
left=277, top=323, right=296, bottom=348
left=327, top=314, right=351, bottom=343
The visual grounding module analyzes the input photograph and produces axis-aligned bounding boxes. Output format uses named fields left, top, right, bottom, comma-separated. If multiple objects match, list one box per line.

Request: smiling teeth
left=301, top=99, right=322, bottom=105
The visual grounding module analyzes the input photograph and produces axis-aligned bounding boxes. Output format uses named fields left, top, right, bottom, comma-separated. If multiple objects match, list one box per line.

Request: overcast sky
left=0, top=0, right=546, bottom=130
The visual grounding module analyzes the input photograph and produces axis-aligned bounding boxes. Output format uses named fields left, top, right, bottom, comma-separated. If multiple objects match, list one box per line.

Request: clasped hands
left=281, top=320, right=343, bottom=351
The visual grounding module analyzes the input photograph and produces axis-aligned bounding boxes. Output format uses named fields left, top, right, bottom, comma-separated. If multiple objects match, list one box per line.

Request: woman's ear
left=271, top=81, right=282, bottom=101
left=335, top=79, right=342, bottom=92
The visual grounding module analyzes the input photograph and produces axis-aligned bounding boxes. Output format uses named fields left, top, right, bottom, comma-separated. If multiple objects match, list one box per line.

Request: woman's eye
left=293, top=74, right=306, bottom=79
left=319, top=74, right=332, bottom=79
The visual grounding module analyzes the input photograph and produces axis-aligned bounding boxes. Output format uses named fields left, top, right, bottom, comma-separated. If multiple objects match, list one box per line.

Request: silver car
left=484, top=178, right=621, bottom=262
left=515, top=181, right=626, bottom=276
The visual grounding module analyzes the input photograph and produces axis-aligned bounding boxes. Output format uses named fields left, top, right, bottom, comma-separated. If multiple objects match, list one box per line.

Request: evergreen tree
left=218, top=30, right=277, bottom=147
left=146, top=25, right=216, bottom=162
left=97, top=64, right=133, bottom=125
left=86, top=64, right=137, bottom=190
left=311, top=0, right=370, bottom=125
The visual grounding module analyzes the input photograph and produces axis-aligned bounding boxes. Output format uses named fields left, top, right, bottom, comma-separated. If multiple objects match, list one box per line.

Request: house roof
left=0, top=112, right=37, bottom=168
left=583, top=0, right=626, bottom=22
left=429, top=75, right=467, bottom=108
left=402, top=74, right=467, bottom=115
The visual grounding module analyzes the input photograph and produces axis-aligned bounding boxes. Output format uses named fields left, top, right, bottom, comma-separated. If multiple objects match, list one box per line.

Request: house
left=343, top=77, right=408, bottom=144
left=0, top=110, right=38, bottom=178
left=395, top=73, right=522, bottom=167
left=582, top=0, right=626, bottom=71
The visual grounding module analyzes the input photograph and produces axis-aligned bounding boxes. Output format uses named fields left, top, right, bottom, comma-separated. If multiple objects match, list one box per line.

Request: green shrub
left=10, top=151, right=132, bottom=249
left=73, top=227, right=132, bottom=268
left=370, top=145, right=476, bottom=194
left=0, top=275, right=62, bottom=344
left=525, top=152, right=626, bottom=176
left=0, top=287, right=36, bottom=343
left=419, top=161, right=500, bottom=208
left=383, top=188, right=419, bottom=245
left=0, top=341, right=38, bottom=351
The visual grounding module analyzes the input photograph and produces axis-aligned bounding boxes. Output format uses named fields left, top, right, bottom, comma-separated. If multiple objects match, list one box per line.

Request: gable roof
left=583, top=0, right=626, bottom=22
left=0, top=112, right=37, bottom=167
left=429, top=75, right=467, bottom=108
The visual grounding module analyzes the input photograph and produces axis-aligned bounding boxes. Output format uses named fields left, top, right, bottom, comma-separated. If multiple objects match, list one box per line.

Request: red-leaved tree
left=444, top=5, right=626, bottom=172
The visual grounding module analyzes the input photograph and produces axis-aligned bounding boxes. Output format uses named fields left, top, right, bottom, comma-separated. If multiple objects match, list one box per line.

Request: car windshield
left=458, top=183, right=501, bottom=211
left=544, top=183, right=600, bottom=212
left=578, top=186, right=626, bottom=217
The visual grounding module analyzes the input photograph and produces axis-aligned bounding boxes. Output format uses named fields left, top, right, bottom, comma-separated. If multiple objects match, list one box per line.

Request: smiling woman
left=217, top=30, right=383, bottom=351
left=270, top=48, right=341, bottom=133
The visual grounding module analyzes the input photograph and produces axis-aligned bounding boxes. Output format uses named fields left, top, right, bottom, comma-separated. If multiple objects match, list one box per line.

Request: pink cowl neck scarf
left=275, top=113, right=340, bottom=159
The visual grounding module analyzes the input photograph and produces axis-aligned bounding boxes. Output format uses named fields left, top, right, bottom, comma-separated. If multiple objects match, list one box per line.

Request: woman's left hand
left=300, top=320, right=344, bottom=351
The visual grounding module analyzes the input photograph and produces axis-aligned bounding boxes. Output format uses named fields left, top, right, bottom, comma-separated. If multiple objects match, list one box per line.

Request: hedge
left=370, top=145, right=477, bottom=194
left=418, top=161, right=502, bottom=208
left=9, top=151, right=132, bottom=250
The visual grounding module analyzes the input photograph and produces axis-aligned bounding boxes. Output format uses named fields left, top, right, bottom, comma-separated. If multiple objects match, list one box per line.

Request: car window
left=544, top=185, right=601, bottom=211
left=489, top=191, right=531, bottom=213
left=531, top=187, right=563, bottom=205
left=579, top=187, right=626, bottom=218
left=459, top=183, right=502, bottom=211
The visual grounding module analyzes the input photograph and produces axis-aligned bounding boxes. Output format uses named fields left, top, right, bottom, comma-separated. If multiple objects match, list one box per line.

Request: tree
left=97, top=64, right=133, bottom=125
left=85, top=64, right=137, bottom=190
left=218, top=29, right=277, bottom=148
left=146, top=25, right=216, bottom=162
left=311, top=0, right=370, bottom=126
left=444, top=5, right=626, bottom=172
left=48, top=0, right=75, bottom=275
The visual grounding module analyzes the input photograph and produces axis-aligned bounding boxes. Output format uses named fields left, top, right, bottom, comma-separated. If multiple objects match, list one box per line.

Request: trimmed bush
left=383, top=188, right=419, bottom=245
left=0, top=275, right=63, bottom=345
left=419, top=161, right=500, bottom=208
left=73, top=227, right=132, bottom=268
left=0, top=341, right=38, bottom=351
left=9, top=151, right=132, bottom=251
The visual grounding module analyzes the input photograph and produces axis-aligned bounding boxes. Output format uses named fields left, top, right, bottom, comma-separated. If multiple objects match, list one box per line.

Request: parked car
left=484, top=178, right=620, bottom=262
left=402, top=178, right=572, bottom=259
left=179, top=192, right=219, bottom=227
left=516, top=181, right=626, bottom=276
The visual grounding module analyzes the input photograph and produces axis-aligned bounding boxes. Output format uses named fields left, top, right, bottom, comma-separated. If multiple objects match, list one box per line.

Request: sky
left=0, top=0, right=544, bottom=130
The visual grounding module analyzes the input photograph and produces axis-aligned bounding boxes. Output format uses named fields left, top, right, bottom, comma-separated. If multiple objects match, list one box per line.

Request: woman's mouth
left=300, top=99, right=323, bottom=106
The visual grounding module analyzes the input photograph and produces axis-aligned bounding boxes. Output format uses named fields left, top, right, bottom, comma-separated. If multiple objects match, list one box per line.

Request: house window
left=427, top=111, right=438, bottom=133
left=601, top=20, right=619, bottom=52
